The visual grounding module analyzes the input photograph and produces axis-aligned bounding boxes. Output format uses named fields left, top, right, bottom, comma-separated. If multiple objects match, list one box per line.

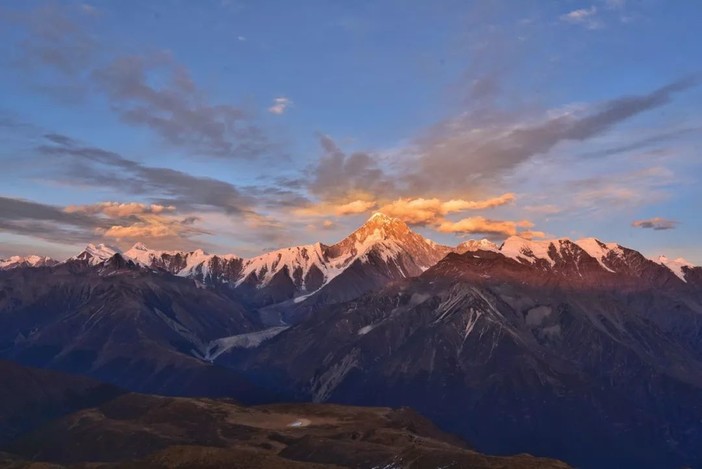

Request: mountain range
left=1, top=213, right=701, bottom=468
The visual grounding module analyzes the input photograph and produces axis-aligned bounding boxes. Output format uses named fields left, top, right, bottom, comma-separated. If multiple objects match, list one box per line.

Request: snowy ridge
left=575, top=238, right=622, bottom=273
left=495, top=235, right=700, bottom=281
left=0, top=255, right=57, bottom=270
left=124, top=242, right=182, bottom=266
left=456, top=239, right=498, bottom=254
left=499, top=236, right=629, bottom=272
left=71, top=243, right=121, bottom=266
left=500, top=237, right=559, bottom=266
left=236, top=243, right=329, bottom=289
left=656, top=255, right=694, bottom=282
left=32, top=214, right=700, bottom=297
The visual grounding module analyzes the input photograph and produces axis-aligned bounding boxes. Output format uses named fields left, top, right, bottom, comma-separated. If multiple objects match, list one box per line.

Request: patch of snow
left=71, top=243, right=121, bottom=265
left=500, top=237, right=558, bottom=266
left=575, top=238, right=621, bottom=272
left=0, top=255, right=55, bottom=269
left=199, top=326, right=289, bottom=361
left=656, top=255, right=694, bottom=282
left=456, top=238, right=498, bottom=253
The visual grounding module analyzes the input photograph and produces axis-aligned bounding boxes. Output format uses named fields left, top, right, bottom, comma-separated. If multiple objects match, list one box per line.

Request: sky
left=1, top=0, right=701, bottom=263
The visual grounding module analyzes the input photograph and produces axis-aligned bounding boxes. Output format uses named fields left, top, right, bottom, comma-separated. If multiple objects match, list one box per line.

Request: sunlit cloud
left=437, top=216, right=539, bottom=238
left=379, top=193, right=516, bottom=226
left=64, top=202, right=176, bottom=217
left=293, top=199, right=377, bottom=217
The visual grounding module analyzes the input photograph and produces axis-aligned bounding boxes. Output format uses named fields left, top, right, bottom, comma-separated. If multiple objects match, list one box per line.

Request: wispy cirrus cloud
left=38, top=133, right=257, bottom=215
left=305, top=78, right=698, bottom=208
left=93, top=53, right=270, bottom=158
left=560, top=6, right=602, bottom=29
left=632, top=217, right=678, bottom=230
left=6, top=3, right=270, bottom=159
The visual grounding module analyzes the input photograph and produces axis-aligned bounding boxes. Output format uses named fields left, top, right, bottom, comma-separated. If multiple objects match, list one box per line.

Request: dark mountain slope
left=0, top=359, right=123, bottom=447
left=235, top=248, right=702, bottom=468
left=0, top=256, right=268, bottom=400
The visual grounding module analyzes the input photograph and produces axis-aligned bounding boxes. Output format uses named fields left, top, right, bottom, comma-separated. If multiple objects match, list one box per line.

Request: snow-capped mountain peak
left=574, top=238, right=623, bottom=273
left=656, top=255, right=694, bottom=282
left=0, top=255, right=58, bottom=270
left=500, top=236, right=561, bottom=266
left=72, top=243, right=122, bottom=265
left=348, top=212, right=412, bottom=244
left=130, top=242, right=149, bottom=251
left=456, top=239, right=498, bottom=253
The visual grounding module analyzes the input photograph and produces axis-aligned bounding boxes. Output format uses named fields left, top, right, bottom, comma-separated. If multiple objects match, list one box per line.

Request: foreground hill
left=0, top=359, right=123, bottom=446
left=0, top=362, right=568, bottom=469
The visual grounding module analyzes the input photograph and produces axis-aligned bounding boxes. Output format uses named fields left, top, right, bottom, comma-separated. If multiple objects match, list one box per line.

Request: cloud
left=307, top=134, right=396, bottom=202
left=12, top=3, right=97, bottom=77
left=99, top=214, right=207, bottom=241
left=632, top=217, right=678, bottom=230
left=294, top=199, right=377, bottom=217
left=65, top=202, right=176, bottom=217
left=568, top=166, right=675, bottom=212
left=560, top=6, right=602, bottom=29
left=268, top=97, right=292, bottom=115
left=335, top=199, right=376, bottom=215
left=407, top=77, right=698, bottom=196
left=379, top=193, right=515, bottom=226
left=64, top=201, right=204, bottom=243
left=437, top=216, right=539, bottom=237
left=305, top=79, right=697, bottom=211
left=0, top=193, right=213, bottom=249
left=38, top=134, right=257, bottom=215
left=0, top=195, right=103, bottom=244
left=8, top=4, right=269, bottom=158
left=93, top=53, right=268, bottom=157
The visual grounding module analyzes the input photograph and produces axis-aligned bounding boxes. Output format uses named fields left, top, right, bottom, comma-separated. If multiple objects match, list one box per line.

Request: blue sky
left=1, top=0, right=701, bottom=263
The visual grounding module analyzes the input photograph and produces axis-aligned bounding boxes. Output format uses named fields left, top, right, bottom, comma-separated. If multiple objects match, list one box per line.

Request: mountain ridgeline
left=1, top=213, right=702, bottom=468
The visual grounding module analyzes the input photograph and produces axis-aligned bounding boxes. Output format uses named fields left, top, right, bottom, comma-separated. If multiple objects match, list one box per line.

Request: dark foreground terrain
left=0, top=360, right=569, bottom=469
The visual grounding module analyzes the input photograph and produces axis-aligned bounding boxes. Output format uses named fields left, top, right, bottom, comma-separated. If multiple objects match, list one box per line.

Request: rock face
left=236, top=246, right=702, bottom=469
left=0, top=255, right=268, bottom=400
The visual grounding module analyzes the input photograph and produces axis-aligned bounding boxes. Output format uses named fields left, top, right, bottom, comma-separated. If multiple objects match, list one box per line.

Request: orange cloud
left=336, top=200, right=377, bottom=215
left=379, top=193, right=516, bottom=226
left=102, top=223, right=177, bottom=239
left=437, top=216, right=536, bottom=237
left=293, top=199, right=377, bottom=217
left=98, top=214, right=206, bottom=241
left=65, top=202, right=175, bottom=217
